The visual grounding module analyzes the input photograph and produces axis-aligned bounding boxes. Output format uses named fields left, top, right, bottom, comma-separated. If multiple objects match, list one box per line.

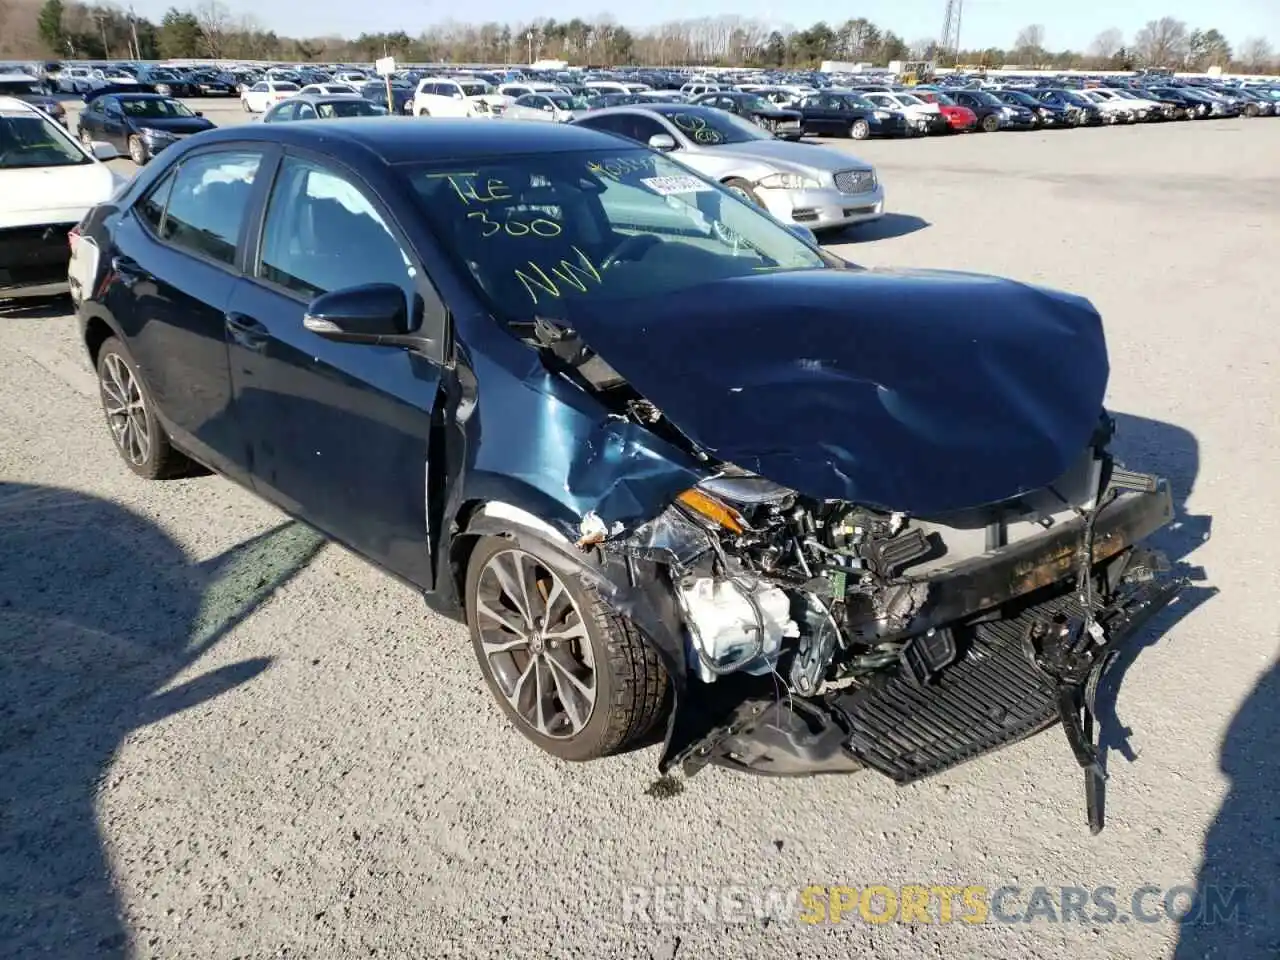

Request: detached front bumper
left=756, top=183, right=886, bottom=230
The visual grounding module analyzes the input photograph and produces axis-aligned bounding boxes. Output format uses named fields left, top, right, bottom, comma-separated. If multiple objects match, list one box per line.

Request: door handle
left=225, top=312, right=270, bottom=350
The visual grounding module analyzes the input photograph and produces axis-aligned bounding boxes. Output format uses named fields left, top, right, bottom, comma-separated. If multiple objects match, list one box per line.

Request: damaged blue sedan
left=72, top=120, right=1182, bottom=832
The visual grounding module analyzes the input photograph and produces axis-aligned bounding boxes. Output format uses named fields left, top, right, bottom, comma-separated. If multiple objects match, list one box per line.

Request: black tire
left=127, top=134, right=149, bottom=166
left=95, top=337, right=191, bottom=480
left=465, top=534, right=668, bottom=762
left=981, top=113, right=1000, bottom=133
left=722, top=177, right=763, bottom=207
left=848, top=118, right=870, bottom=140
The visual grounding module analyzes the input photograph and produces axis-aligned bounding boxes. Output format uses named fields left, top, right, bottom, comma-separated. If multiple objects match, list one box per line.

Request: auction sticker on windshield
left=640, top=175, right=712, bottom=196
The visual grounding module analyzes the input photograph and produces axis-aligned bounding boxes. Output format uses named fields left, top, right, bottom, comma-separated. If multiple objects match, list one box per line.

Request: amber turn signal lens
left=676, top=488, right=746, bottom=535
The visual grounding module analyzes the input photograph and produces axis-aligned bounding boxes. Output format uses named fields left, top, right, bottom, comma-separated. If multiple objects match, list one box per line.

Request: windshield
left=842, top=93, right=876, bottom=108
left=549, top=94, right=588, bottom=110
left=741, top=95, right=773, bottom=112
left=317, top=99, right=387, bottom=118
left=406, top=148, right=826, bottom=322
left=897, top=93, right=926, bottom=106
left=967, top=90, right=1004, bottom=106
left=0, top=80, right=43, bottom=96
left=1059, top=91, right=1091, bottom=106
left=120, top=97, right=196, bottom=118
left=272, top=82, right=299, bottom=91
left=665, top=108, right=772, bottom=145
left=0, top=112, right=88, bottom=168
left=460, top=81, right=494, bottom=96
left=931, top=92, right=957, bottom=106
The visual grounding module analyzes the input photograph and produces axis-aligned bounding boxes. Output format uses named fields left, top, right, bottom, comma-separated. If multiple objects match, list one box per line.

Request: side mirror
left=542, top=104, right=554, bottom=111
left=195, top=110, right=204, bottom=117
left=648, top=133, right=677, bottom=152
left=303, top=283, right=410, bottom=341
left=453, top=92, right=463, bottom=100
left=787, top=223, right=818, bottom=245
left=90, top=140, right=120, bottom=161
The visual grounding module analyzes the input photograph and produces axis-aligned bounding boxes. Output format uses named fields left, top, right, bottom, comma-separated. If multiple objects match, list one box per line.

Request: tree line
left=1, top=0, right=1275, bottom=74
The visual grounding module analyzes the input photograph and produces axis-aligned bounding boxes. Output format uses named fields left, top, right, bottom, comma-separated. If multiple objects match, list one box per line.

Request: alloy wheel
left=100, top=353, right=151, bottom=466
left=474, top=548, right=597, bottom=740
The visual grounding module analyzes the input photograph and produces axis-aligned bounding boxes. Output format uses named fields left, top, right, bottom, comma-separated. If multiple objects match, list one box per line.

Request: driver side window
left=258, top=156, right=414, bottom=301
left=296, top=103, right=317, bottom=120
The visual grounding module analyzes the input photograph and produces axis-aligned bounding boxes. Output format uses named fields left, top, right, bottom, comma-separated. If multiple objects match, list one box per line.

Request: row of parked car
left=232, top=71, right=1280, bottom=141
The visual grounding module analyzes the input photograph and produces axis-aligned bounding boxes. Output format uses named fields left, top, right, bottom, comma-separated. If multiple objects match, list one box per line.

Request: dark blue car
left=70, top=120, right=1179, bottom=828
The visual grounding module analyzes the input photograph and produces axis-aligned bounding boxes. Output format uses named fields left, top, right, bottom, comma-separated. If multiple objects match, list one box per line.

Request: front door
left=226, top=153, right=446, bottom=588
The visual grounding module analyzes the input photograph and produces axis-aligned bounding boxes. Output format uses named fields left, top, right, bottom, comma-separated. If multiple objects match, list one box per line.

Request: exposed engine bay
left=528, top=317, right=1184, bottom=833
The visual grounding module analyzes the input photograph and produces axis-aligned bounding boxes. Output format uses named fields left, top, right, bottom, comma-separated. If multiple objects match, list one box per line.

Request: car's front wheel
left=127, top=135, right=149, bottom=165
left=96, top=337, right=190, bottom=480
left=465, top=535, right=668, bottom=762
left=722, top=177, right=763, bottom=207
left=981, top=113, right=1000, bottom=132
left=849, top=118, right=870, bottom=140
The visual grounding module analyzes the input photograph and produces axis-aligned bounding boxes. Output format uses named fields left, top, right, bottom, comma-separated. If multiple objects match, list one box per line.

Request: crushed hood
left=567, top=268, right=1110, bottom=514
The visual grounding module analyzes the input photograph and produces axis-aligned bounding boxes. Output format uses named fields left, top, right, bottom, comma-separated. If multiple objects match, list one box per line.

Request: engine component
left=788, top=596, right=840, bottom=695
left=677, top=576, right=799, bottom=683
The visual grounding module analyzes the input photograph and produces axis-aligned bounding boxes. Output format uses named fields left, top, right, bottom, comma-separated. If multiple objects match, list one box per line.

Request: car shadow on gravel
left=0, top=296, right=73, bottom=320
left=0, top=482, right=325, bottom=958
left=826, top=213, right=930, bottom=244
left=1174, top=657, right=1280, bottom=958
left=1088, top=412, right=1216, bottom=829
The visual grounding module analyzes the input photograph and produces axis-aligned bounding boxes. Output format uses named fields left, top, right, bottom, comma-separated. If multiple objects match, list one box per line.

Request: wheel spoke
left=546, top=654, right=586, bottom=731
left=475, top=596, right=527, bottom=639
left=545, top=647, right=594, bottom=734
left=490, top=552, right=533, bottom=627
left=543, top=617, right=588, bottom=643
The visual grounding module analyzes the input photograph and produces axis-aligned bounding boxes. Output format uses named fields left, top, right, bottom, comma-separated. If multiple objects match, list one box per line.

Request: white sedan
left=0, top=98, right=122, bottom=301
left=1077, top=90, right=1138, bottom=123
left=503, top=92, right=590, bottom=123
left=1089, top=88, right=1165, bottom=120
left=861, top=91, right=944, bottom=134
left=241, top=81, right=300, bottom=113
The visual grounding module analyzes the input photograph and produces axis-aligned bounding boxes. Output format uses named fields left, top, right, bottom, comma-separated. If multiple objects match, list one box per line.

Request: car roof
left=0, top=72, right=41, bottom=82
left=0, top=95, right=42, bottom=115
left=192, top=116, right=625, bottom=164
left=283, top=93, right=372, bottom=103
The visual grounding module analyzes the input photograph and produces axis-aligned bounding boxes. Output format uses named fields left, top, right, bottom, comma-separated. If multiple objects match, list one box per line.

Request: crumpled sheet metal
left=561, top=267, right=1112, bottom=516
left=465, top=353, right=700, bottom=539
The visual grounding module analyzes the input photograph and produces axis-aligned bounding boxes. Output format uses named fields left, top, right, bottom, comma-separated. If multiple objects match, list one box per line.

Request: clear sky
left=133, top=0, right=1279, bottom=53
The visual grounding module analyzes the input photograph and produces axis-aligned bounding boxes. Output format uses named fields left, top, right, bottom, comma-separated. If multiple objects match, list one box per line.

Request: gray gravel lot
left=2, top=105, right=1279, bottom=959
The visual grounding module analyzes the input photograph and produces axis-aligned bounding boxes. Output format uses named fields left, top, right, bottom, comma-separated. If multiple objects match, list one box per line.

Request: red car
left=916, top=91, right=978, bottom=132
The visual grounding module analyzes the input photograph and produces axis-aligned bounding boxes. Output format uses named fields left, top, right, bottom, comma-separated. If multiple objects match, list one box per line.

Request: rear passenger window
left=157, top=151, right=261, bottom=265
left=258, top=156, right=413, bottom=300
left=135, top=169, right=176, bottom=233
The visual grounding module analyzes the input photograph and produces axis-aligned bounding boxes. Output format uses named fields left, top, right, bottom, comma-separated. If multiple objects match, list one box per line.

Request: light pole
left=526, top=31, right=533, bottom=65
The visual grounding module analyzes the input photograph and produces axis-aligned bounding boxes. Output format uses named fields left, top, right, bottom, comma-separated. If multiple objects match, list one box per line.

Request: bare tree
left=1089, top=27, right=1123, bottom=60
left=1133, top=17, right=1190, bottom=67
left=1238, top=36, right=1275, bottom=72
left=195, top=0, right=230, bottom=58
left=1014, top=23, right=1045, bottom=54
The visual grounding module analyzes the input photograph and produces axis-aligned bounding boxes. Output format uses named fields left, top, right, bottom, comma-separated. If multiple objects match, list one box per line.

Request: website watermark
left=620, top=884, right=1249, bottom=927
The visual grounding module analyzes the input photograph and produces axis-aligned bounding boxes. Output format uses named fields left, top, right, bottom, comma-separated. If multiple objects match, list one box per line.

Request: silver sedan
left=571, top=104, right=883, bottom=233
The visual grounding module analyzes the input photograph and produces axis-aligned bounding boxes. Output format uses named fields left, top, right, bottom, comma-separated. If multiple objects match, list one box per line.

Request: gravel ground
left=2, top=106, right=1278, bottom=960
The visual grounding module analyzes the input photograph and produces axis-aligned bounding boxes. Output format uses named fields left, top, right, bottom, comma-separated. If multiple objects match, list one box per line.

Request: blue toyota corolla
left=69, top=119, right=1180, bottom=830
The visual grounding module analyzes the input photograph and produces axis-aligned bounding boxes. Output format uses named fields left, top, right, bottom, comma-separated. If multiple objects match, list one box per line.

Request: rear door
left=104, top=145, right=271, bottom=479
left=225, top=151, right=447, bottom=587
